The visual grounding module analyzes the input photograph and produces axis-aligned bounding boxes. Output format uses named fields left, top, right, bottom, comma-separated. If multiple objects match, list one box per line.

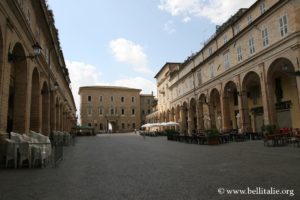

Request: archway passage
left=267, top=58, right=300, bottom=129
left=7, top=43, right=27, bottom=133
left=108, top=121, right=118, bottom=133
left=242, top=71, right=262, bottom=132
left=41, top=82, right=50, bottom=135
left=30, top=68, right=40, bottom=132
left=223, top=81, right=239, bottom=131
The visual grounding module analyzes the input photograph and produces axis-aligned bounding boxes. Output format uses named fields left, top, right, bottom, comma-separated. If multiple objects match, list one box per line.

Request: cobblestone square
left=0, top=133, right=299, bottom=200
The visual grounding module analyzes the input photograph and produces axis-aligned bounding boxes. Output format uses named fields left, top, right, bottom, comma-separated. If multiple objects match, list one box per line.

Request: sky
left=47, top=0, right=256, bottom=112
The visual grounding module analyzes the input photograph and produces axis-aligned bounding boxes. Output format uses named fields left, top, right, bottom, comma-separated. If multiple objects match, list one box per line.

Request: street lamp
left=8, top=42, right=42, bottom=62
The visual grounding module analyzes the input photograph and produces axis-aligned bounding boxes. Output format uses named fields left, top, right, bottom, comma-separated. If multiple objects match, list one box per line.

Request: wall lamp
left=8, top=42, right=42, bottom=62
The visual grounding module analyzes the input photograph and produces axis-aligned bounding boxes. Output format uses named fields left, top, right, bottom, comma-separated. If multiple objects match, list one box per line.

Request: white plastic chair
left=5, top=139, right=18, bottom=168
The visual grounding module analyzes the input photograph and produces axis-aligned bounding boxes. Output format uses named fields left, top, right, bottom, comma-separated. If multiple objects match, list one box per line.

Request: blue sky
left=47, top=0, right=256, bottom=110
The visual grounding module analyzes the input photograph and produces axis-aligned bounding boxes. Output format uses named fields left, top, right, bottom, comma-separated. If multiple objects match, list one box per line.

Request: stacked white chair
left=5, top=138, right=18, bottom=168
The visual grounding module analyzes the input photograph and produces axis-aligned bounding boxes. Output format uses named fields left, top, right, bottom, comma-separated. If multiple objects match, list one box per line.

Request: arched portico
left=242, top=71, right=262, bottom=132
left=7, top=43, right=28, bottom=133
left=222, top=81, right=239, bottom=131
left=266, top=58, right=300, bottom=129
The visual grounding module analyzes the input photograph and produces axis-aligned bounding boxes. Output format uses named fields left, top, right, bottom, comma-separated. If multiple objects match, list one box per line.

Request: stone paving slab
left=0, top=133, right=299, bottom=200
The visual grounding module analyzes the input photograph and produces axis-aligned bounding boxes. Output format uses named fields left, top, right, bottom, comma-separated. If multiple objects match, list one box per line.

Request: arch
left=7, top=43, right=28, bottom=133
left=222, top=81, right=239, bottom=131
left=266, top=57, right=300, bottom=129
left=242, top=71, right=262, bottom=132
left=30, top=68, right=40, bottom=132
left=41, top=81, right=50, bottom=135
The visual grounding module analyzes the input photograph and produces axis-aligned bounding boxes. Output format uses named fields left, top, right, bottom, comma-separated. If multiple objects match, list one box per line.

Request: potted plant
left=205, top=129, right=220, bottom=145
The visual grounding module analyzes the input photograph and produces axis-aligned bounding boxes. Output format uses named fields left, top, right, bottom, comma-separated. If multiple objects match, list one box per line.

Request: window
left=121, top=97, right=124, bottom=102
left=209, top=64, right=214, bottom=78
left=247, top=15, right=252, bottom=25
left=111, top=96, right=114, bottom=102
left=132, top=109, right=135, bottom=115
left=142, top=110, right=145, bottom=115
left=223, top=35, right=228, bottom=44
left=132, top=97, right=135, bottom=102
left=94, top=123, right=97, bottom=128
left=260, top=2, right=266, bottom=15
left=99, top=107, right=103, bottom=115
left=147, top=109, right=151, bottom=114
left=249, top=37, right=255, bottom=55
left=88, top=96, right=92, bottom=102
left=234, top=24, right=240, bottom=35
left=262, top=28, right=269, bottom=47
left=197, top=70, right=202, bottom=86
left=26, top=8, right=31, bottom=24
left=224, top=52, right=230, bottom=70
left=147, top=99, right=150, bottom=104
left=100, top=123, right=103, bottom=130
left=99, top=96, right=103, bottom=102
left=110, top=108, right=114, bottom=115
left=121, top=109, right=125, bottom=115
left=132, top=123, right=136, bottom=129
left=88, top=123, right=92, bottom=127
left=237, top=46, right=243, bottom=62
left=279, top=15, right=288, bottom=37
left=122, top=123, right=125, bottom=129
left=208, top=47, right=213, bottom=56
left=87, top=107, right=92, bottom=116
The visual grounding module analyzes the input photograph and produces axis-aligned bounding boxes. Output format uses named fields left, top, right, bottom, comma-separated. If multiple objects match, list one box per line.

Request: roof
left=78, top=86, right=142, bottom=94
left=154, top=62, right=181, bottom=79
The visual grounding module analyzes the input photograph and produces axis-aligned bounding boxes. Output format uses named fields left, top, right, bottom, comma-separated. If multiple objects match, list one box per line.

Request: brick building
left=0, top=0, right=76, bottom=136
left=147, top=0, right=300, bottom=134
left=79, top=86, right=155, bottom=133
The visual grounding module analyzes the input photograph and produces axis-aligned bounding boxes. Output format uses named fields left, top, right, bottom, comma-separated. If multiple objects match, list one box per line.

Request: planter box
left=207, top=138, right=219, bottom=145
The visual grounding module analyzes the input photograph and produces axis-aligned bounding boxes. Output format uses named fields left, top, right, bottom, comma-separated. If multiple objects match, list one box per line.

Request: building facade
left=79, top=86, right=155, bottom=133
left=148, top=0, right=300, bottom=135
left=0, top=0, right=76, bottom=136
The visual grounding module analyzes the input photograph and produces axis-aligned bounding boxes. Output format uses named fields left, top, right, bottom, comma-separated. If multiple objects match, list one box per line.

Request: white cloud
left=67, top=60, right=156, bottom=120
left=163, top=20, right=176, bottom=34
left=114, top=77, right=157, bottom=96
left=109, top=38, right=153, bottom=75
left=67, top=60, right=107, bottom=117
left=158, top=0, right=256, bottom=24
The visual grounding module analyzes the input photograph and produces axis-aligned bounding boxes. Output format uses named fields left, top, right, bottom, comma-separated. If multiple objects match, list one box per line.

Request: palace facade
left=147, top=0, right=300, bottom=134
left=79, top=86, right=155, bottom=133
left=0, top=0, right=76, bottom=136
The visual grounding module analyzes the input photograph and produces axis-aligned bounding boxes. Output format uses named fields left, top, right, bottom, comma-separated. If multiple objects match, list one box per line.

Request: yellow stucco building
left=147, top=0, right=300, bottom=135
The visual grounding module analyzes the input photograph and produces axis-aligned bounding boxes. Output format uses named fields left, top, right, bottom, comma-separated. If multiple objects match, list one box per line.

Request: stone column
left=180, top=106, right=187, bottom=134
left=238, top=90, right=251, bottom=133
left=187, top=106, right=194, bottom=135
left=221, top=93, right=231, bottom=132
left=260, top=63, right=276, bottom=125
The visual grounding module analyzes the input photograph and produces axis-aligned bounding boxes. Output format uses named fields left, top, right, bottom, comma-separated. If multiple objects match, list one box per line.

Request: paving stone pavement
left=0, top=133, right=299, bottom=200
